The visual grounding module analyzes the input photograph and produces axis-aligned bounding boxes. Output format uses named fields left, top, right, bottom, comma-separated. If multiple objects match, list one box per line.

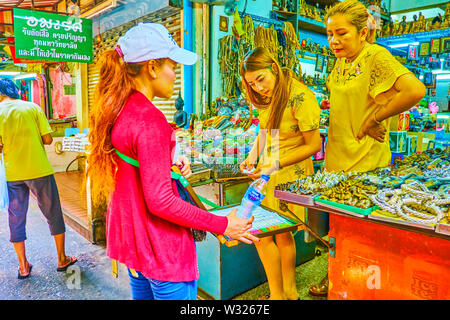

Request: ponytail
left=87, top=49, right=143, bottom=206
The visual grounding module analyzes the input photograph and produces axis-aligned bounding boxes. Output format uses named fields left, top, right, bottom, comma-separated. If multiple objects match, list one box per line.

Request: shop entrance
left=54, top=170, right=90, bottom=242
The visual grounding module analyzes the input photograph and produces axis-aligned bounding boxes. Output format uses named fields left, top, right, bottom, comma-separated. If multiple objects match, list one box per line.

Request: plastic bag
left=0, top=154, right=9, bottom=212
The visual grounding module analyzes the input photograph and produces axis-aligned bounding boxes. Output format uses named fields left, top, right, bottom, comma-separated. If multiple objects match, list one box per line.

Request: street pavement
left=0, top=198, right=131, bottom=300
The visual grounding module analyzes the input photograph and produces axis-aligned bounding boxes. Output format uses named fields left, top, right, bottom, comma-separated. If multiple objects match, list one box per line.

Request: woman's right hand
left=356, top=112, right=387, bottom=143
left=224, top=209, right=260, bottom=244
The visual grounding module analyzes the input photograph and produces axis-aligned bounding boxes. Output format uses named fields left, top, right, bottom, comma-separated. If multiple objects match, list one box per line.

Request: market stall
left=275, top=149, right=450, bottom=299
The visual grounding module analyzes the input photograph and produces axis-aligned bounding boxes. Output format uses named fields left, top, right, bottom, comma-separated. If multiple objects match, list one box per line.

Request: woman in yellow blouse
left=239, top=47, right=321, bottom=300
left=309, top=0, right=426, bottom=297
left=325, top=0, right=426, bottom=172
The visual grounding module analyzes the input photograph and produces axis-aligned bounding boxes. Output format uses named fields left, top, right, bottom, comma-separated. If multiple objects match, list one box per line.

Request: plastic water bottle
left=236, top=174, right=271, bottom=219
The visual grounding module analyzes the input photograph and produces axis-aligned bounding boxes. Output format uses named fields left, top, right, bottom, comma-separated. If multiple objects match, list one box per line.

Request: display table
left=191, top=179, right=317, bottom=299
left=192, top=177, right=252, bottom=209
left=196, top=229, right=316, bottom=300
left=275, top=193, right=450, bottom=300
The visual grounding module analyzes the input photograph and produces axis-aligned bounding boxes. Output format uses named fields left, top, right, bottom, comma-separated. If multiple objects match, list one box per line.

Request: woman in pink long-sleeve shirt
left=87, top=23, right=259, bottom=300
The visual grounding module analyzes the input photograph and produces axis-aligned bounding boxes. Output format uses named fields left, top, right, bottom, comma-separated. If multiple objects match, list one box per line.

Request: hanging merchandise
left=218, top=35, right=237, bottom=98
left=19, top=80, right=29, bottom=101
left=254, top=25, right=279, bottom=62
left=218, top=15, right=302, bottom=98
left=282, top=21, right=301, bottom=72
left=232, top=7, right=245, bottom=37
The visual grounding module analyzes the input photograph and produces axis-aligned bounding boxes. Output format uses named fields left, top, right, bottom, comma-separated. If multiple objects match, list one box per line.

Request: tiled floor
left=54, top=171, right=90, bottom=240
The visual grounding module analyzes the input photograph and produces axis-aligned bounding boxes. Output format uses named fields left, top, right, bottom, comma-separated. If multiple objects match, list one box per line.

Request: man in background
left=0, top=78, right=77, bottom=279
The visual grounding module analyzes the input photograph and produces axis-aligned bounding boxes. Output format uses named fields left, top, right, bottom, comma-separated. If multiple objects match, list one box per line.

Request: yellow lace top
left=325, top=43, right=411, bottom=173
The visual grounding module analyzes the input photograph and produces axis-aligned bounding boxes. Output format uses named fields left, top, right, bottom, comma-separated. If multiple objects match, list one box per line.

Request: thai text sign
left=13, top=8, right=93, bottom=63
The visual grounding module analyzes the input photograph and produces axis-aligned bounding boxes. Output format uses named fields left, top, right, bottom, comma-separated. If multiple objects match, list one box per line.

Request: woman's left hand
left=247, top=167, right=261, bottom=181
left=356, top=114, right=386, bottom=143
left=248, top=162, right=278, bottom=180
left=175, top=156, right=192, bottom=178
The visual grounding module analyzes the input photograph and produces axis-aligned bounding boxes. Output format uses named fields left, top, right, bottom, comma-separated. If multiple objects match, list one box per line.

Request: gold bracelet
left=276, top=159, right=282, bottom=170
left=373, top=111, right=382, bottom=125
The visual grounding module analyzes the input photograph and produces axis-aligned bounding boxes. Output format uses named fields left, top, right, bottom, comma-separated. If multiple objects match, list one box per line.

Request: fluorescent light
left=0, top=71, right=21, bottom=76
left=81, top=0, right=117, bottom=19
left=389, top=42, right=419, bottom=48
left=13, top=73, right=38, bottom=81
left=432, top=70, right=450, bottom=75
left=436, top=74, right=450, bottom=80
left=419, top=75, right=424, bottom=80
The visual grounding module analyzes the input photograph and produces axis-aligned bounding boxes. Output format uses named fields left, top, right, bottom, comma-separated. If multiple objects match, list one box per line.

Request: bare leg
left=275, top=232, right=298, bottom=300
left=53, top=232, right=69, bottom=266
left=254, top=236, right=286, bottom=300
left=12, top=241, right=31, bottom=276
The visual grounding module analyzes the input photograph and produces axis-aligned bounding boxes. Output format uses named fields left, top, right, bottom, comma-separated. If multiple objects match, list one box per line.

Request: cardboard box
left=390, top=112, right=410, bottom=131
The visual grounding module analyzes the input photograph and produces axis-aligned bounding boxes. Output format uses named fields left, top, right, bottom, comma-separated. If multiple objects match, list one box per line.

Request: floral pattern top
left=325, top=43, right=411, bottom=173
left=256, top=78, right=321, bottom=219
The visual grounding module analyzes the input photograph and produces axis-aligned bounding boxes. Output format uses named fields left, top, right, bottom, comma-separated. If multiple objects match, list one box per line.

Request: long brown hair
left=86, top=49, right=164, bottom=206
left=324, top=0, right=376, bottom=44
left=240, top=47, right=293, bottom=130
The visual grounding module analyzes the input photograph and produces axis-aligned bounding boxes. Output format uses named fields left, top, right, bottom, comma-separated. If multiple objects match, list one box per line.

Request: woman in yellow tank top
left=239, top=47, right=322, bottom=300
left=309, top=0, right=426, bottom=297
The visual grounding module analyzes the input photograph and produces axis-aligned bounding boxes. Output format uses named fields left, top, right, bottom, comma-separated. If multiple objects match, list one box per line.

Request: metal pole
left=279, top=201, right=333, bottom=250
left=183, top=0, right=193, bottom=127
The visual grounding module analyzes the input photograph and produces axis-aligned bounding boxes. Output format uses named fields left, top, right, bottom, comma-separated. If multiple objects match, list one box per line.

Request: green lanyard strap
left=115, top=149, right=139, bottom=167
left=114, top=149, right=219, bottom=209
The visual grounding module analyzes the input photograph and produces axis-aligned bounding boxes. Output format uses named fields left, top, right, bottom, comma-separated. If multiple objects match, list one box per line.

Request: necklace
left=371, top=182, right=448, bottom=225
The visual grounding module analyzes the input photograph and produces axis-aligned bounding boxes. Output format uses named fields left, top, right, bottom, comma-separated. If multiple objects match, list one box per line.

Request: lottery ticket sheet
left=210, top=205, right=299, bottom=241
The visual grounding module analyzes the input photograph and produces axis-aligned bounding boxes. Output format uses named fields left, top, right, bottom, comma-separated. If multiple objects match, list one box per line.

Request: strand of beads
left=399, top=198, right=443, bottom=224
left=372, top=181, right=448, bottom=225
left=394, top=201, right=439, bottom=225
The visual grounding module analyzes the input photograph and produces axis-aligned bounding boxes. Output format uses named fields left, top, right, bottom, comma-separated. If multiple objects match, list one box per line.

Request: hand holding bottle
left=224, top=208, right=260, bottom=244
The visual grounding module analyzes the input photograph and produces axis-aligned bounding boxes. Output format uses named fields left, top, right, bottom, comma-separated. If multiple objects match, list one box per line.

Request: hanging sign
left=13, top=8, right=93, bottom=63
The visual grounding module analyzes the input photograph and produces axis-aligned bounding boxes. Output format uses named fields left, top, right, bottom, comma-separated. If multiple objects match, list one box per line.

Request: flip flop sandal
left=57, top=256, right=78, bottom=272
left=309, top=277, right=328, bottom=297
left=18, top=264, right=33, bottom=280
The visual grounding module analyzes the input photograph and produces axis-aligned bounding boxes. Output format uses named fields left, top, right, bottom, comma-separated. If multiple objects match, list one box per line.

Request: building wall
left=50, top=67, right=77, bottom=119
left=87, top=6, right=182, bottom=121
left=92, top=0, right=169, bottom=36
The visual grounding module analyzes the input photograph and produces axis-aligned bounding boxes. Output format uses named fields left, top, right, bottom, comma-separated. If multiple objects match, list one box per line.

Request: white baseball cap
left=116, top=22, right=198, bottom=65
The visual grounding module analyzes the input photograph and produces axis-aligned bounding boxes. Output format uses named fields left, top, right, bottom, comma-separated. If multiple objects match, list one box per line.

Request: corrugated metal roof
left=0, top=0, right=62, bottom=9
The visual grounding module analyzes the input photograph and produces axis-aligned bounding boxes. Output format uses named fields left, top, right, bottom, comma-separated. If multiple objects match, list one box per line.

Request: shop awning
left=0, top=0, right=62, bottom=10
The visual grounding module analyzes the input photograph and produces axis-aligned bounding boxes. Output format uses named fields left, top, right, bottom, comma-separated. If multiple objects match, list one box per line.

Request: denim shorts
left=7, top=174, right=66, bottom=242
left=127, top=268, right=197, bottom=300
